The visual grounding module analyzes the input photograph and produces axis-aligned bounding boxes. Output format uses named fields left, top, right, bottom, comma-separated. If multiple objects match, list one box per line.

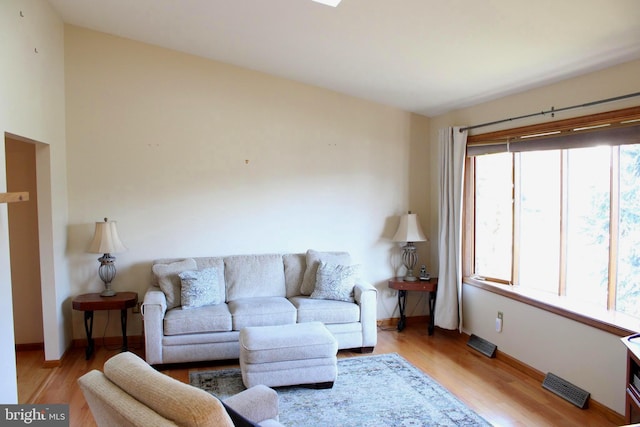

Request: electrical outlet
left=132, top=302, right=142, bottom=314
left=497, top=311, right=503, bottom=320
left=496, top=311, right=503, bottom=332
left=388, top=289, right=398, bottom=298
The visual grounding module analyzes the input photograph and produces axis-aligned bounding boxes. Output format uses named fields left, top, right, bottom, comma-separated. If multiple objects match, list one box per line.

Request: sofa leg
left=359, top=346, right=374, bottom=354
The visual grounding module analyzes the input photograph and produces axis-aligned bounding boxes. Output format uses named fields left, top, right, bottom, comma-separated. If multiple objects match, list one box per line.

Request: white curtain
left=435, top=126, right=468, bottom=331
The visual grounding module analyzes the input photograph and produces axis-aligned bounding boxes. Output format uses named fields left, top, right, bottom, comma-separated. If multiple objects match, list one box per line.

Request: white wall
left=64, top=26, right=431, bottom=338
left=428, top=59, right=640, bottom=415
left=0, top=0, right=69, bottom=403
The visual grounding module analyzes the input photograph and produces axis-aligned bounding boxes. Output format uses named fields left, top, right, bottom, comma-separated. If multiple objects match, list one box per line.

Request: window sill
left=464, top=277, right=639, bottom=337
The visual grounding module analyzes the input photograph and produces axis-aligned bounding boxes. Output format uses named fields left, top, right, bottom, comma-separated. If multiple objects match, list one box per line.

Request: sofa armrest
left=354, top=279, right=377, bottom=348
left=223, top=384, right=280, bottom=424
left=142, top=287, right=167, bottom=365
left=353, top=279, right=376, bottom=302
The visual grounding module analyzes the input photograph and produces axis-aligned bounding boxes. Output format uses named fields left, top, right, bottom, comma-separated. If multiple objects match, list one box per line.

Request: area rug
left=190, top=353, right=491, bottom=426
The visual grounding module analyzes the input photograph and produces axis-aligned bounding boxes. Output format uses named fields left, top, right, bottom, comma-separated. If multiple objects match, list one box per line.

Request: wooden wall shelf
left=0, top=192, right=29, bottom=204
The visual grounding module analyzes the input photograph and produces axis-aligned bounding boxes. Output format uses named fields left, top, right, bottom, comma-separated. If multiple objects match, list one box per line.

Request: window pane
left=564, top=146, right=610, bottom=306
left=617, top=144, right=640, bottom=319
left=475, top=153, right=512, bottom=280
left=518, top=151, right=560, bottom=293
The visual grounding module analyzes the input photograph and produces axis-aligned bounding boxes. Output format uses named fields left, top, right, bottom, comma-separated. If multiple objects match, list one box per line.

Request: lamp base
left=100, top=283, right=117, bottom=297
left=98, top=253, right=117, bottom=297
left=400, top=243, right=419, bottom=283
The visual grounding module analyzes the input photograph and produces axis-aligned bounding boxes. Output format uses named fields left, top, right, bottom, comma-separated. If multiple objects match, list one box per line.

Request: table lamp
left=392, top=211, right=427, bottom=281
left=88, top=218, right=127, bottom=296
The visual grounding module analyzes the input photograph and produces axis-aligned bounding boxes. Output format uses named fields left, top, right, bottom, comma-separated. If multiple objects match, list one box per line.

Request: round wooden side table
left=72, top=291, right=138, bottom=359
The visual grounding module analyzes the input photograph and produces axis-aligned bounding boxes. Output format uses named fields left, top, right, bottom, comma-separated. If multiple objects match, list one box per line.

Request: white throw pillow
left=179, top=267, right=221, bottom=309
left=152, top=258, right=197, bottom=309
left=310, top=261, right=360, bottom=302
left=300, top=250, right=351, bottom=295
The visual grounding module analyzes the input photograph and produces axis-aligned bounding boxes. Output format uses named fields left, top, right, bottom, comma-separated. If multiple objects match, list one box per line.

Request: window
left=474, top=152, right=512, bottom=281
left=617, top=144, right=640, bottom=318
left=564, top=146, right=610, bottom=306
left=465, top=107, right=640, bottom=332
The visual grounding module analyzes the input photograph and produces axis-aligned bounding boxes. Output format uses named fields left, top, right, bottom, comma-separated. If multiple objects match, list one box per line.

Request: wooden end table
left=388, top=278, right=438, bottom=335
left=72, top=291, right=138, bottom=359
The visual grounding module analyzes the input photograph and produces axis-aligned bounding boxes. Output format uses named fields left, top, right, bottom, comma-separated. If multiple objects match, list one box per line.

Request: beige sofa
left=78, top=351, right=283, bottom=427
left=142, top=251, right=377, bottom=365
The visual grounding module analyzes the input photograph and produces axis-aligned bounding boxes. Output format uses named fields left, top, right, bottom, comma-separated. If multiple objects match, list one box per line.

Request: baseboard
left=587, top=400, right=625, bottom=425
left=377, top=315, right=430, bottom=328
left=492, top=345, right=544, bottom=381
left=15, top=342, right=45, bottom=352
left=41, top=359, right=61, bottom=368
left=71, top=334, right=144, bottom=348
left=15, top=342, right=61, bottom=367
left=43, top=343, right=73, bottom=368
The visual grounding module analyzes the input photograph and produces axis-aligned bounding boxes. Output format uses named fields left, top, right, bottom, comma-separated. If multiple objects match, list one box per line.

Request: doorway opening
left=5, top=135, right=46, bottom=402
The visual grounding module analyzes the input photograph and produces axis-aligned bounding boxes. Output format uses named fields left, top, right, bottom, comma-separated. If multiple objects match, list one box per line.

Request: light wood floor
left=18, top=323, right=623, bottom=427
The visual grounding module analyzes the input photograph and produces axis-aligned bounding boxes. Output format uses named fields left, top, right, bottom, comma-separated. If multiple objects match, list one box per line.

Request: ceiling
left=47, top=0, right=640, bottom=117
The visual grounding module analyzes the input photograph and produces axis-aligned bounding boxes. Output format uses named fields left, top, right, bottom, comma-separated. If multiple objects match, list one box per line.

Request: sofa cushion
left=289, top=296, right=360, bottom=324
left=228, top=297, right=296, bottom=330
left=225, top=254, right=286, bottom=302
left=164, top=304, right=232, bottom=336
left=152, top=258, right=198, bottom=309
left=310, top=261, right=359, bottom=303
left=300, top=250, right=351, bottom=295
left=283, top=253, right=306, bottom=298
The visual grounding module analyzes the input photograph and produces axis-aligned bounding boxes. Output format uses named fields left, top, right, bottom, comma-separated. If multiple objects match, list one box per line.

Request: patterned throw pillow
left=310, top=261, right=360, bottom=303
left=152, top=258, right=198, bottom=309
left=300, top=250, right=352, bottom=295
left=179, top=267, right=221, bottom=309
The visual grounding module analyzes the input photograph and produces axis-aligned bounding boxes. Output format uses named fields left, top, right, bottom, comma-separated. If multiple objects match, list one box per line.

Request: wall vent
left=466, top=334, right=496, bottom=358
left=542, top=372, right=590, bottom=409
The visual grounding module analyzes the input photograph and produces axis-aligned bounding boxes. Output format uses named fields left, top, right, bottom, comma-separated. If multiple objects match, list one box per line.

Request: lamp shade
left=88, top=218, right=127, bottom=254
left=392, top=213, right=427, bottom=243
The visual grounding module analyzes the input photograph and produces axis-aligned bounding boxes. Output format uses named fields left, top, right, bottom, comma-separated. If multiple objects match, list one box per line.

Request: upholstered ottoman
left=239, top=322, right=338, bottom=389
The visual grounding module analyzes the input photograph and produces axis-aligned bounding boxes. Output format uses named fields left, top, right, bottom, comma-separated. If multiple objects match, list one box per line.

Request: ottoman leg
left=304, top=381, right=334, bottom=389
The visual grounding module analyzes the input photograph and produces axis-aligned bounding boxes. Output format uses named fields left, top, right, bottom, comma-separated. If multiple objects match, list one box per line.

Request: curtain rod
left=459, top=91, right=640, bottom=133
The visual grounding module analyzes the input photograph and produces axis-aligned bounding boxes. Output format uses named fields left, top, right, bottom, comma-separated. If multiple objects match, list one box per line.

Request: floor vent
left=542, top=372, right=590, bottom=409
left=466, top=334, right=496, bottom=358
